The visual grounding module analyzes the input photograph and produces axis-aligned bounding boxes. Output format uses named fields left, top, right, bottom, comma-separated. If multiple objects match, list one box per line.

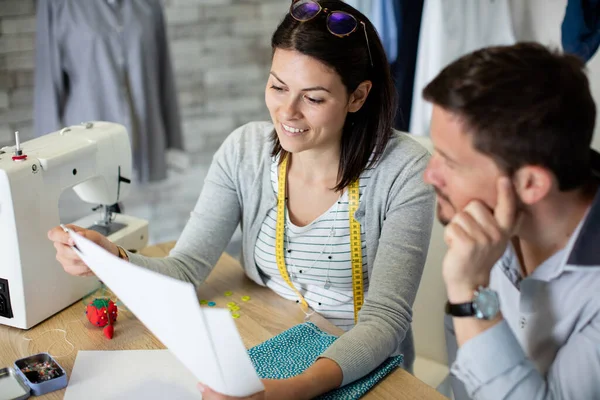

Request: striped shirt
left=255, top=156, right=371, bottom=331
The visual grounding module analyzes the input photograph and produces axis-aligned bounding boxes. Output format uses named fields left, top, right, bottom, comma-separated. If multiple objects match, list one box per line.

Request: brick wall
left=0, top=0, right=288, bottom=154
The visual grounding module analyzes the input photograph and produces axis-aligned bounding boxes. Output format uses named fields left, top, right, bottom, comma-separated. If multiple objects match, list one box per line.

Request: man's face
left=423, top=106, right=505, bottom=225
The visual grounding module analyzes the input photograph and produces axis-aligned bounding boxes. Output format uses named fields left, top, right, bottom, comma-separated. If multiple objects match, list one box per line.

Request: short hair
left=270, top=0, right=396, bottom=191
left=423, top=42, right=596, bottom=191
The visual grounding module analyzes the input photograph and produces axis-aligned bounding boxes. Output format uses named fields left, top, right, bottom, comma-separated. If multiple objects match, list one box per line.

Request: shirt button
left=519, top=316, right=527, bottom=328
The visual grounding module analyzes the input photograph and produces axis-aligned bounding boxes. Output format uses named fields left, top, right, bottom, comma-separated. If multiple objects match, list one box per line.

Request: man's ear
left=513, top=166, right=553, bottom=205
left=348, top=80, right=372, bottom=113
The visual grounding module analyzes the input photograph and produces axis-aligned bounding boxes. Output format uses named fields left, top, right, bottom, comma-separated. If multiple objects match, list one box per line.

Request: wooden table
left=0, top=242, right=446, bottom=399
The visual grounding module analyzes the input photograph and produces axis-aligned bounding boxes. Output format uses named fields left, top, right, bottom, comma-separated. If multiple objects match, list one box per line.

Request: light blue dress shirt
left=448, top=187, right=600, bottom=399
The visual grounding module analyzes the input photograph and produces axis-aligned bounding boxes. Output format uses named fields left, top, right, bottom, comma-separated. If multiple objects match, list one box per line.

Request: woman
left=48, top=1, right=435, bottom=398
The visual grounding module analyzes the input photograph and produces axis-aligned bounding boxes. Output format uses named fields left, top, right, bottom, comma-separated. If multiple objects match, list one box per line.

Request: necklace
left=275, top=155, right=365, bottom=322
left=284, top=196, right=341, bottom=287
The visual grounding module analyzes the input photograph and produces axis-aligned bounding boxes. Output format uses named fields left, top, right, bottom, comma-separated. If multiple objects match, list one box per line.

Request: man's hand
left=442, top=177, right=520, bottom=302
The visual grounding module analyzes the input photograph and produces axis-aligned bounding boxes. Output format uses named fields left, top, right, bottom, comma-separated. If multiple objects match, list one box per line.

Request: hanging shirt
left=343, top=0, right=375, bottom=22
left=254, top=156, right=371, bottom=331
left=34, top=0, right=184, bottom=182
left=371, top=0, right=400, bottom=64
left=409, top=0, right=515, bottom=137
left=561, top=0, right=600, bottom=63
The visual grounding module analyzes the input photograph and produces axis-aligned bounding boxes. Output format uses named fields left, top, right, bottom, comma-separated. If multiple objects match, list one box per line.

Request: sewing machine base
left=71, top=213, right=149, bottom=252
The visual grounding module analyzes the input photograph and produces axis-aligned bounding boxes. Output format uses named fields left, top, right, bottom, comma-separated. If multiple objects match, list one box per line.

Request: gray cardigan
left=128, top=121, right=435, bottom=386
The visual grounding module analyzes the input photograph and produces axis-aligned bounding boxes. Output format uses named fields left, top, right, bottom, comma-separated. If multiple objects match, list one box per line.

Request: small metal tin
left=0, top=367, right=30, bottom=400
left=13, top=353, right=67, bottom=397
left=0, top=353, right=68, bottom=399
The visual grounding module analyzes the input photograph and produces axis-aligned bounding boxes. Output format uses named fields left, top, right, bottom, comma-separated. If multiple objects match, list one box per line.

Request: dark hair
left=270, top=0, right=396, bottom=191
left=423, top=42, right=596, bottom=191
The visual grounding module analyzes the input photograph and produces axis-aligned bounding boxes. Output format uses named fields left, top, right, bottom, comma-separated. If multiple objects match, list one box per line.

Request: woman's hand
left=197, top=384, right=265, bottom=400
left=47, top=224, right=119, bottom=277
left=197, top=379, right=302, bottom=400
left=196, top=359, right=342, bottom=399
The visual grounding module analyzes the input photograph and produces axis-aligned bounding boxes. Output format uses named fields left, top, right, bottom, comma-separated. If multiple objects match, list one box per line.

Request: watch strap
left=445, top=301, right=475, bottom=317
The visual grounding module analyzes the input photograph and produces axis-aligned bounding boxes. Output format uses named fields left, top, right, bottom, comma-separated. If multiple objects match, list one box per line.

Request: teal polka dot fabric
left=247, top=322, right=403, bottom=399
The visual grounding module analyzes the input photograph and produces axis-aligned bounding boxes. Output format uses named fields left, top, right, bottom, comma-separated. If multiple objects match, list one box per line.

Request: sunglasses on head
left=289, top=0, right=374, bottom=67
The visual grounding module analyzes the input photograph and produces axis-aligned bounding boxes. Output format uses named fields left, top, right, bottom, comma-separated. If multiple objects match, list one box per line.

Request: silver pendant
left=291, top=273, right=297, bottom=281
left=324, top=281, right=331, bottom=289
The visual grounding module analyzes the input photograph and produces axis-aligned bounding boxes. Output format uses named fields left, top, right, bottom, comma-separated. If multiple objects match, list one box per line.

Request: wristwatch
left=445, top=286, right=500, bottom=320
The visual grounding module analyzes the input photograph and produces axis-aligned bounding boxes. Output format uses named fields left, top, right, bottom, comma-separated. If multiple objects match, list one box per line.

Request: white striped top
left=254, top=156, right=371, bottom=331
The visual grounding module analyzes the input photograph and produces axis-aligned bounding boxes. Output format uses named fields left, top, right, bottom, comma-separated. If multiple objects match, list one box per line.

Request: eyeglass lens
left=291, top=0, right=321, bottom=21
left=327, top=12, right=357, bottom=36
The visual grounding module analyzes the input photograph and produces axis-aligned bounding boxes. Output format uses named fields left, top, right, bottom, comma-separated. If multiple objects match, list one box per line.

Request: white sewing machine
left=0, top=122, right=148, bottom=329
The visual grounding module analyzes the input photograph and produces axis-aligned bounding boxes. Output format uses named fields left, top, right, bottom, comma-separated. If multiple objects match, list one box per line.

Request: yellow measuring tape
left=275, top=156, right=364, bottom=323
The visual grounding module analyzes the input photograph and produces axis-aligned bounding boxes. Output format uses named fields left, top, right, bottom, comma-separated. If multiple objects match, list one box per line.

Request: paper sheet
left=64, top=350, right=200, bottom=400
left=67, top=231, right=264, bottom=397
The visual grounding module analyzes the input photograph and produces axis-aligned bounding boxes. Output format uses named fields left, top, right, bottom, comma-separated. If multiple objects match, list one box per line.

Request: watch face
left=473, top=288, right=500, bottom=320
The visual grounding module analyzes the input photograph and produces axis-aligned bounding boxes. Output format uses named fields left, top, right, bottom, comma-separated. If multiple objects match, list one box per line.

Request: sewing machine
left=0, top=122, right=149, bottom=329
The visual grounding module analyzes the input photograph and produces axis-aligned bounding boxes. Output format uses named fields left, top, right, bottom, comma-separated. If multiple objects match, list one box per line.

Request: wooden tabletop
left=0, top=242, right=446, bottom=399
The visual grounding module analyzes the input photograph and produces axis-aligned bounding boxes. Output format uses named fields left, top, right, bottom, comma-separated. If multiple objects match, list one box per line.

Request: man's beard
left=435, top=188, right=453, bottom=226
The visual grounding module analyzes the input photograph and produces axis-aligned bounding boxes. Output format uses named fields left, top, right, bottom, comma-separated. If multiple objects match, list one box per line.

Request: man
left=422, top=42, right=600, bottom=399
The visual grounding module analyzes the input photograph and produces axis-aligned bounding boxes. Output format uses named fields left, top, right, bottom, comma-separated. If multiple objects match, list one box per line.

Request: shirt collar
left=500, top=186, right=600, bottom=283
left=565, top=187, right=600, bottom=269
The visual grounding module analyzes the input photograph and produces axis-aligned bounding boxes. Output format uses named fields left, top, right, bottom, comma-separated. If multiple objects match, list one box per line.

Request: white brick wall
left=165, top=6, right=201, bottom=25
left=205, top=96, right=264, bottom=114
left=233, top=20, right=279, bottom=37
left=204, top=65, right=265, bottom=86
left=173, top=0, right=230, bottom=6
left=200, top=36, right=256, bottom=52
left=4, top=51, right=34, bottom=70
left=182, top=115, right=236, bottom=153
left=11, top=70, right=34, bottom=87
left=0, top=106, right=31, bottom=124
left=0, top=90, right=8, bottom=108
left=259, top=2, right=290, bottom=20
left=0, top=1, right=34, bottom=18
left=13, top=121, right=33, bottom=140
left=0, top=0, right=283, bottom=152
left=202, top=4, right=258, bottom=20
left=0, top=16, right=36, bottom=35
left=9, top=87, right=33, bottom=107
left=177, top=87, right=204, bottom=108
left=0, top=123, right=11, bottom=144
left=0, top=35, right=35, bottom=54
left=170, top=39, right=204, bottom=59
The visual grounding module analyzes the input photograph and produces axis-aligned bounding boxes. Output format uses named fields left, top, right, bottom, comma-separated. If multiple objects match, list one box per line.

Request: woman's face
left=265, top=48, right=353, bottom=155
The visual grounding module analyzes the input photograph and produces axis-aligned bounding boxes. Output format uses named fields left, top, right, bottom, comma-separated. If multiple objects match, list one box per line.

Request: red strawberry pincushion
left=86, top=298, right=118, bottom=339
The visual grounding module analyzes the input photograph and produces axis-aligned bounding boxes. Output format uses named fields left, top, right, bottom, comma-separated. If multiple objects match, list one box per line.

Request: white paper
left=68, top=231, right=264, bottom=397
left=64, top=350, right=200, bottom=400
